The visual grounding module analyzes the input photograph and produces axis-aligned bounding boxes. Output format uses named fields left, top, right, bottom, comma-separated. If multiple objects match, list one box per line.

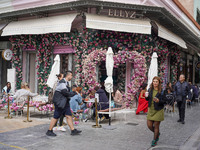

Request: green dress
left=147, top=89, right=164, bottom=121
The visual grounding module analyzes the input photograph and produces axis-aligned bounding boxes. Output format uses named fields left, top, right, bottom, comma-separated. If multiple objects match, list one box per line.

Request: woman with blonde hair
left=145, top=76, right=165, bottom=147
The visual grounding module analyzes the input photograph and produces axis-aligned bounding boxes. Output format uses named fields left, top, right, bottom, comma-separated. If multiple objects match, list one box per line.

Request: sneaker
left=181, top=121, right=185, bottom=124
left=100, top=116, right=106, bottom=122
left=46, top=130, right=57, bottom=136
left=151, top=140, right=157, bottom=147
left=71, top=129, right=82, bottom=135
left=83, top=118, right=88, bottom=122
left=53, top=126, right=59, bottom=131
left=59, top=126, right=66, bottom=132
left=177, top=119, right=181, bottom=122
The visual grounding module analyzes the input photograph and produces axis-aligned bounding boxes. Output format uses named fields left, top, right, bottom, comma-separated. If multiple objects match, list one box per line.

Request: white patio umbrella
left=147, top=52, right=158, bottom=90
left=104, top=47, right=114, bottom=127
left=46, top=55, right=60, bottom=88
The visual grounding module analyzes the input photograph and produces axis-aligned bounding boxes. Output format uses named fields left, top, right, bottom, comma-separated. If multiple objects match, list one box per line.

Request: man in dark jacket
left=46, top=71, right=81, bottom=136
left=94, top=86, right=109, bottom=120
left=174, top=74, right=191, bottom=124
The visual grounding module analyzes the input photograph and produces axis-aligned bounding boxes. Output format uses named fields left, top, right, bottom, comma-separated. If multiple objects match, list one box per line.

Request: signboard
left=99, top=9, right=148, bottom=20
left=2, top=49, right=13, bottom=61
left=23, top=45, right=36, bottom=51
left=53, top=45, right=75, bottom=54
left=195, top=61, right=200, bottom=70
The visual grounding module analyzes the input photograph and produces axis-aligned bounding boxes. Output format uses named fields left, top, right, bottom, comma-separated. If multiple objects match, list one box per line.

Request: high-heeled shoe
left=151, top=140, right=157, bottom=147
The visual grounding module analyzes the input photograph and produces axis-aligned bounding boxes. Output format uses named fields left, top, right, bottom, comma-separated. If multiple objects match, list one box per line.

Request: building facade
left=0, top=0, right=200, bottom=106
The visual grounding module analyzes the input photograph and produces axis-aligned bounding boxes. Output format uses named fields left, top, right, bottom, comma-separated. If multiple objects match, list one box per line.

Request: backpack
left=48, top=88, right=54, bottom=104
left=48, top=81, right=58, bottom=104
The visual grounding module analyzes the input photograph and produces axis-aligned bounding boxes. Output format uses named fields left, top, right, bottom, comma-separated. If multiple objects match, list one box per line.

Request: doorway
left=26, top=53, right=36, bottom=92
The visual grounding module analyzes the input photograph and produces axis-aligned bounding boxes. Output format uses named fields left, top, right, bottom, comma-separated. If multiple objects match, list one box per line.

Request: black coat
left=53, top=79, right=76, bottom=109
left=146, top=89, right=165, bottom=110
left=174, top=81, right=191, bottom=101
left=96, top=89, right=109, bottom=110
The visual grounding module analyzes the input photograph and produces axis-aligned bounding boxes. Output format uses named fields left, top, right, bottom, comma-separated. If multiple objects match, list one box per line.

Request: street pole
left=24, top=96, right=32, bottom=122
left=92, top=98, right=101, bottom=128
left=5, top=94, right=12, bottom=119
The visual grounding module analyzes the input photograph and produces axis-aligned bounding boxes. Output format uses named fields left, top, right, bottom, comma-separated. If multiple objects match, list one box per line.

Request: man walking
left=174, top=74, right=191, bottom=124
left=46, top=71, right=82, bottom=136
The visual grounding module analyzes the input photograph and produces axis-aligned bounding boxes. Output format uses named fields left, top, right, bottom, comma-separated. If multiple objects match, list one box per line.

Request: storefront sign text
left=108, top=9, right=136, bottom=19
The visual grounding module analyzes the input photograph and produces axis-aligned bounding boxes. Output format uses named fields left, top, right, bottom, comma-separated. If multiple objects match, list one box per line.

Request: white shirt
left=13, top=89, right=38, bottom=103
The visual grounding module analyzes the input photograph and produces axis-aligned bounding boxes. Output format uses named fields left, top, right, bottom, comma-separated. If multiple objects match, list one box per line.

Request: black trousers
left=55, top=115, right=64, bottom=126
left=177, top=100, right=186, bottom=121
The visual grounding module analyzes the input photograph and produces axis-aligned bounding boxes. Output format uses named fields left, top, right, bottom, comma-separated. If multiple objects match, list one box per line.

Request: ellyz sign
left=108, top=9, right=137, bottom=19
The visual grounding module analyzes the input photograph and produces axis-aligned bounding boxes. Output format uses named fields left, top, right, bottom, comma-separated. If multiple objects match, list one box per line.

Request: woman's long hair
left=6, top=82, right=11, bottom=89
left=141, top=83, right=147, bottom=91
left=166, top=82, right=173, bottom=92
left=150, top=76, right=162, bottom=93
left=76, top=87, right=82, bottom=94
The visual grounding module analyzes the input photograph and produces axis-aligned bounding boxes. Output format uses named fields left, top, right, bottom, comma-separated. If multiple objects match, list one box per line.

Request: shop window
left=53, top=45, right=74, bottom=74
left=197, top=8, right=200, bottom=25
left=60, top=54, right=69, bottom=73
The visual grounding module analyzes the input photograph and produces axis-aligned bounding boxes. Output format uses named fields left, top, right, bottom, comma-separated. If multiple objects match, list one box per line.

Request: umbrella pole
left=109, top=92, right=111, bottom=126
left=102, top=91, right=116, bottom=130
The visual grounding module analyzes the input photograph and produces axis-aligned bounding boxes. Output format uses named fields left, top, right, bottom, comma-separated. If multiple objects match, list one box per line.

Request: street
left=0, top=103, right=200, bottom=150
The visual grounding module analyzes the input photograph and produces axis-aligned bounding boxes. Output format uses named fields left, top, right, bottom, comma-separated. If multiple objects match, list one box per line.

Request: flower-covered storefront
left=9, top=25, right=181, bottom=107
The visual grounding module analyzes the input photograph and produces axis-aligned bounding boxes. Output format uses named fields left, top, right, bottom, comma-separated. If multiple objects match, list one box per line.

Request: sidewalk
left=179, top=125, right=200, bottom=150
left=0, top=109, right=50, bottom=133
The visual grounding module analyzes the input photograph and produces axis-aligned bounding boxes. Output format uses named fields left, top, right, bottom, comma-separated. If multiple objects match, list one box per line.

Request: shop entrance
left=98, top=61, right=126, bottom=92
left=27, top=53, right=36, bottom=92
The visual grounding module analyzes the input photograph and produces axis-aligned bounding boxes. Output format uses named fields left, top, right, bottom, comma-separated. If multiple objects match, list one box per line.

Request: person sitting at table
left=70, top=87, right=83, bottom=113
left=88, top=90, right=96, bottom=99
left=24, top=82, right=31, bottom=92
left=93, top=86, right=109, bottom=122
left=13, top=82, right=38, bottom=106
left=112, top=87, right=123, bottom=108
left=78, top=87, right=88, bottom=113
left=2, top=82, right=12, bottom=96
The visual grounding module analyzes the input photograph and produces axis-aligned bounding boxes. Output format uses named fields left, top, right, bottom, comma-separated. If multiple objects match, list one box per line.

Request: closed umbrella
left=104, top=47, right=115, bottom=129
left=47, top=55, right=60, bottom=88
left=147, top=52, right=158, bottom=90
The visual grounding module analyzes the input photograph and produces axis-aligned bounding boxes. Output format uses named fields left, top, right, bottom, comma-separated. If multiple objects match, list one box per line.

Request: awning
left=156, top=22, right=187, bottom=49
left=86, top=13, right=151, bottom=34
left=0, top=23, right=7, bottom=35
left=1, top=13, right=77, bottom=36
left=0, top=23, right=6, bottom=30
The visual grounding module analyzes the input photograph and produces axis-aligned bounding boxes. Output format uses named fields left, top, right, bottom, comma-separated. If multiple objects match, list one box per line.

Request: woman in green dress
left=146, top=76, right=165, bottom=147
